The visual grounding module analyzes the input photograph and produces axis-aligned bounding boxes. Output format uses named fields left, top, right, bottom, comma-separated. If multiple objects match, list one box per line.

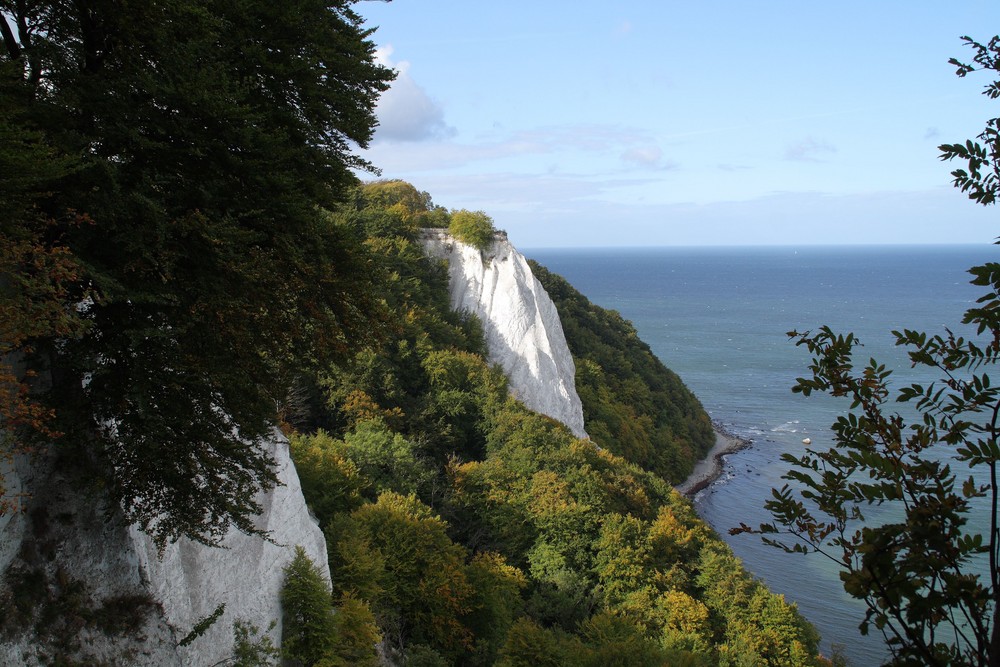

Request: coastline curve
left=675, top=424, right=751, bottom=496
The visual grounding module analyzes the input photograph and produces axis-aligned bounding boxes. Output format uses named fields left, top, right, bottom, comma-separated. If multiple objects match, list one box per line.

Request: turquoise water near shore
left=527, top=244, right=1000, bottom=666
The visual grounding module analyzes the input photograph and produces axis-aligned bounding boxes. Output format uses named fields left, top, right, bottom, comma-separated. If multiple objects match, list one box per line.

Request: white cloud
left=373, top=46, right=455, bottom=142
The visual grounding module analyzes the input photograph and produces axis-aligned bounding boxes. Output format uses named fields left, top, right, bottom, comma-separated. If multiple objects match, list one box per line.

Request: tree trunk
left=1, top=15, right=21, bottom=61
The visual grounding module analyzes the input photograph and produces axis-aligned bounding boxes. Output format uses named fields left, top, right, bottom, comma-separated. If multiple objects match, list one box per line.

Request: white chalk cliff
left=0, top=429, right=328, bottom=666
left=420, top=229, right=588, bottom=439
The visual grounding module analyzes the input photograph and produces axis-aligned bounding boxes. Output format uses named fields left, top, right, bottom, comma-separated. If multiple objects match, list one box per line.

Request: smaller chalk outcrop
left=0, top=429, right=328, bottom=666
left=419, top=229, right=587, bottom=439
left=129, top=429, right=329, bottom=665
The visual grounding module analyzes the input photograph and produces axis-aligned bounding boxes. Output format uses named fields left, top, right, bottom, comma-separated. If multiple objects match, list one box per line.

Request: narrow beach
left=675, top=426, right=750, bottom=496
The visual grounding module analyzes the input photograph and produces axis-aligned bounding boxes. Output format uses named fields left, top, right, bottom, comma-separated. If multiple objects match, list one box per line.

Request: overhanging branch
left=1, top=14, right=21, bottom=61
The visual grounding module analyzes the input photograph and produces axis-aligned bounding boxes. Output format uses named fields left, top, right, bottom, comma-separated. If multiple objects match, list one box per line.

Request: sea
left=526, top=244, right=1000, bottom=667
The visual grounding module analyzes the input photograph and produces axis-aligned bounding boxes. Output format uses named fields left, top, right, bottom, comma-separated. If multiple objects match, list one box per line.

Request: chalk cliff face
left=420, top=229, right=588, bottom=439
left=0, top=429, right=328, bottom=666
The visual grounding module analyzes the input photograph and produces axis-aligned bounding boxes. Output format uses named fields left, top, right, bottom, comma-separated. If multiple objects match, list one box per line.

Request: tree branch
left=1, top=14, right=20, bottom=61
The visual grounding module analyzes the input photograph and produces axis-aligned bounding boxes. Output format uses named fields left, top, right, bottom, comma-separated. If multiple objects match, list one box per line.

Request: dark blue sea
left=527, top=244, right=1000, bottom=666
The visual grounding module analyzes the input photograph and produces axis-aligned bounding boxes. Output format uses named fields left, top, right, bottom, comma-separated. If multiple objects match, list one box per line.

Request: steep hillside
left=528, top=261, right=715, bottom=484
left=286, top=180, right=824, bottom=666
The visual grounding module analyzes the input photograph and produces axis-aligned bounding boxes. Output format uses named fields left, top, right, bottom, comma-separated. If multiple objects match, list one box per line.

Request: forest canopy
left=279, top=181, right=827, bottom=666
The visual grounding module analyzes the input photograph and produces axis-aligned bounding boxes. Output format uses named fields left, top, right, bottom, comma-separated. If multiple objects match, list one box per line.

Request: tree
left=0, top=56, right=89, bottom=512
left=449, top=210, right=496, bottom=250
left=0, top=1, right=393, bottom=546
left=328, top=492, right=475, bottom=658
left=323, top=595, right=382, bottom=667
left=738, top=36, right=1000, bottom=666
left=227, top=619, right=281, bottom=667
left=281, top=547, right=337, bottom=667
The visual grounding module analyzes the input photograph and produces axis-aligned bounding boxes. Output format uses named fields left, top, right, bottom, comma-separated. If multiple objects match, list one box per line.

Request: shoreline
left=675, top=423, right=751, bottom=497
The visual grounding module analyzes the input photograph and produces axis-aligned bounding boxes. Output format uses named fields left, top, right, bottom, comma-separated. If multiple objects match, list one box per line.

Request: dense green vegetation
left=450, top=210, right=499, bottom=250
left=282, top=180, right=825, bottom=666
left=529, top=262, right=715, bottom=483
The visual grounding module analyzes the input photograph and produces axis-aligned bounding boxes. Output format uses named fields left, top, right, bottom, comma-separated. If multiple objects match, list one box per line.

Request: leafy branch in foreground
left=939, top=35, right=1000, bottom=205
left=736, top=34, right=1000, bottom=667
left=736, top=313, right=1000, bottom=665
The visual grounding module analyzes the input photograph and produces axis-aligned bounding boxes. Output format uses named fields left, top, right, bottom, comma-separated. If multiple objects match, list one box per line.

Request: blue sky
left=355, top=1, right=1000, bottom=247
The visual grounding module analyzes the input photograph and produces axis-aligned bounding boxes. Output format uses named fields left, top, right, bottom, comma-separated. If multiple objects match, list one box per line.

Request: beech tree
left=0, top=1, right=393, bottom=546
left=737, top=36, right=1000, bottom=666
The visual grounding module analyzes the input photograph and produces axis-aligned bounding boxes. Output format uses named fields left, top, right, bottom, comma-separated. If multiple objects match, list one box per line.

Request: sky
left=354, top=1, right=1000, bottom=247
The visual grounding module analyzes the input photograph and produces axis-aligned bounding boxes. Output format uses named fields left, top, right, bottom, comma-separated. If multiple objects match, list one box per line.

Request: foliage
left=939, top=36, right=1000, bottom=205
left=449, top=210, right=497, bottom=251
left=529, top=260, right=715, bottom=483
left=696, top=546, right=819, bottom=666
left=179, top=603, right=226, bottom=647
left=328, top=492, right=476, bottom=660
left=281, top=547, right=337, bottom=667
left=464, top=551, right=529, bottom=662
left=289, top=431, right=368, bottom=527
left=738, top=35, right=1000, bottom=667
left=0, top=0, right=393, bottom=547
left=226, top=619, right=280, bottom=667
left=317, top=188, right=492, bottom=470
left=406, top=644, right=452, bottom=666
left=291, top=180, right=823, bottom=665
left=354, top=179, right=450, bottom=228
left=321, top=595, right=382, bottom=667
left=0, top=60, right=88, bottom=511
left=496, top=617, right=578, bottom=667
left=498, top=612, right=707, bottom=667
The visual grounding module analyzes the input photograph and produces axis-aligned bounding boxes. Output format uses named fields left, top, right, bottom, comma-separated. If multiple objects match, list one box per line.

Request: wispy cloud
left=784, top=137, right=836, bottom=162
left=364, top=123, right=667, bottom=172
left=401, top=171, right=671, bottom=216
left=621, top=146, right=676, bottom=170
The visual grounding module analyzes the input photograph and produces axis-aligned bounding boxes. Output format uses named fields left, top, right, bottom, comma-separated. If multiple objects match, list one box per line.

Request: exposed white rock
left=0, top=428, right=328, bottom=666
left=419, top=229, right=588, bottom=439
left=130, top=429, right=330, bottom=665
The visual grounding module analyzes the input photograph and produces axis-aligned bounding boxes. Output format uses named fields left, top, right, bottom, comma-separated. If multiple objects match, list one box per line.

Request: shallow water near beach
left=528, top=244, right=1000, bottom=666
